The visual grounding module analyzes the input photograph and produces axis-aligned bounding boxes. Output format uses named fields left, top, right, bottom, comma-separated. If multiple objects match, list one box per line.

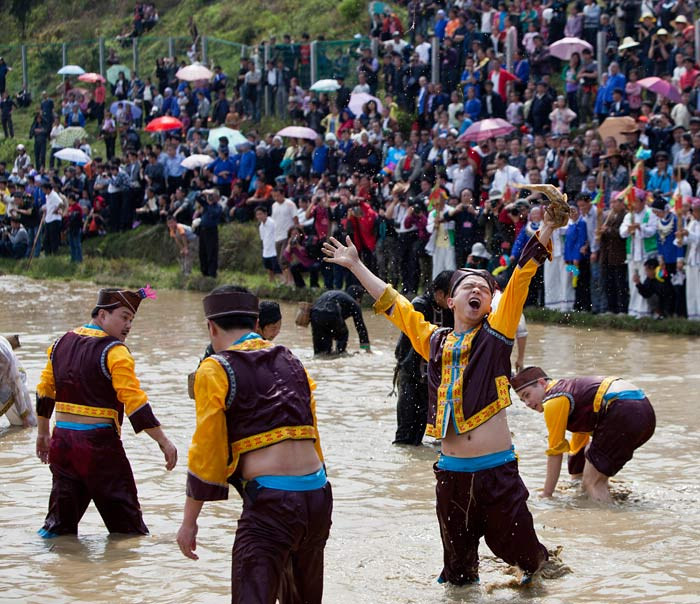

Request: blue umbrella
left=109, top=100, right=142, bottom=120
left=57, top=65, right=85, bottom=76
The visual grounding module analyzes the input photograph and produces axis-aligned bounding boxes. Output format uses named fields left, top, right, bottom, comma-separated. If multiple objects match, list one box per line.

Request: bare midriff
left=240, top=439, right=322, bottom=481
left=439, top=409, right=513, bottom=457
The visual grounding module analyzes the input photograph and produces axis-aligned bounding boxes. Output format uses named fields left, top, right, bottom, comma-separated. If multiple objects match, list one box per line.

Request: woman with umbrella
left=113, top=71, right=129, bottom=101
left=49, top=115, right=64, bottom=169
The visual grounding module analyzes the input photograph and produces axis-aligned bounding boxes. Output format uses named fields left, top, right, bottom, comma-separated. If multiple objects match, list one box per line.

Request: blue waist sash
left=603, top=389, right=645, bottom=401
left=437, top=446, right=517, bottom=472
left=56, top=421, right=113, bottom=431
left=254, top=466, right=327, bottom=491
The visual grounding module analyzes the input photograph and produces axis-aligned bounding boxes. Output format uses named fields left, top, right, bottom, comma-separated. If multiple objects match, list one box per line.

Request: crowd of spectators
left=1, top=1, right=700, bottom=320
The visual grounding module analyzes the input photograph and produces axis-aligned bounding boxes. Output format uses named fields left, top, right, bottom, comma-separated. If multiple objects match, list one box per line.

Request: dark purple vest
left=51, top=330, right=124, bottom=424
left=213, top=344, right=314, bottom=463
left=543, top=377, right=605, bottom=433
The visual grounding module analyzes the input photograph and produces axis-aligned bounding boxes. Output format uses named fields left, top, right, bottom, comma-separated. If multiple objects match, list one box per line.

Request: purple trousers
left=434, top=460, right=548, bottom=585
left=231, top=481, right=333, bottom=604
left=41, top=426, right=148, bottom=536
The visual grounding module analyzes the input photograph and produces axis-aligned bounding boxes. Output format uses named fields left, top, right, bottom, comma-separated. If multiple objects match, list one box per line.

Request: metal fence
left=1, top=34, right=370, bottom=118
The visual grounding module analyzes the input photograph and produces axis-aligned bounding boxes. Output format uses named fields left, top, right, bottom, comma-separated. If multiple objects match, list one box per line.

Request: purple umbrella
left=458, top=118, right=515, bottom=142
left=638, top=77, right=682, bottom=103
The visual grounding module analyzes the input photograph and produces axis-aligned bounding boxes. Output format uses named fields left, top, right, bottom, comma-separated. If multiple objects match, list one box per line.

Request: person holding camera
left=0, top=215, right=28, bottom=259
left=559, top=141, right=589, bottom=199
left=283, top=225, right=320, bottom=288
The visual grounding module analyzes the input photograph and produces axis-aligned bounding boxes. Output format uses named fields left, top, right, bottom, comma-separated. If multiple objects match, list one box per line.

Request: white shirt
left=620, top=209, right=659, bottom=261
left=271, top=198, right=297, bottom=242
left=45, top=190, right=64, bottom=224
left=683, top=218, right=700, bottom=266
left=415, top=42, right=431, bottom=65
left=258, top=217, right=277, bottom=258
left=492, top=165, right=525, bottom=193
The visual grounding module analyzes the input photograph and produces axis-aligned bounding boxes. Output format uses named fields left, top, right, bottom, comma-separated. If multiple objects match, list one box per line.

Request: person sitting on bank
left=511, top=366, right=656, bottom=503
left=321, top=200, right=562, bottom=584
left=310, top=285, right=370, bottom=355
left=177, top=285, right=332, bottom=602
left=0, top=216, right=28, bottom=259
left=632, top=257, right=674, bottom=319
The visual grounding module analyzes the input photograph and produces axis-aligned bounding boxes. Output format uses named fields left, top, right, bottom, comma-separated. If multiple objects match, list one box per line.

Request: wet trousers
left=433, top=460, right=547, bottom=584
left=41, top=427, right=148, bottom=536
left=394, top=370, right=428, bottom=446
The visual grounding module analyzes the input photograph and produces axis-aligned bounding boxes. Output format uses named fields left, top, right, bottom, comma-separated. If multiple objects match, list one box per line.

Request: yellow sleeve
left=543, top=395, right=572, bottom=456
left=306, top=371, right=325, bottom=464
left=186, top=358, right=230, bottom=500
left=36, top=343, right=56, bottom=399
left=569, top=432, right=590, bottom=456
left=107, top=344, right=160, bottom=432
left=489, top=232, right=552, bottom=339
left=373, top=285, right=438, bottom=361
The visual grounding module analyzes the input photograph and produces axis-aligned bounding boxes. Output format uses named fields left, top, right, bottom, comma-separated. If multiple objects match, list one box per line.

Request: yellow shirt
left=187, top=344, right=324, bottom=499
left=542, top=392, right=590, bottom=457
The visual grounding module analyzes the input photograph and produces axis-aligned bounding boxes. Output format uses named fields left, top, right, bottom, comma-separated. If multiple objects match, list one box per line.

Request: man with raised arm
left=323, top=193, right=569, bottom=585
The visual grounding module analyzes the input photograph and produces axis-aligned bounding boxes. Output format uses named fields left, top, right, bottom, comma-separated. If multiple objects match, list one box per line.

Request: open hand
left=322, top=236, right=360, bottom=269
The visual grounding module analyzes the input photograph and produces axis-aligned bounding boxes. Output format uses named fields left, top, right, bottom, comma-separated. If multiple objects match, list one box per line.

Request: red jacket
left=348, top=201, right=378, bottom=252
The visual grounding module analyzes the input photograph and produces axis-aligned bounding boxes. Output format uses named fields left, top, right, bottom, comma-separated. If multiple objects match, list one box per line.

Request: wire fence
left=1, top=35, right=370, bottom=117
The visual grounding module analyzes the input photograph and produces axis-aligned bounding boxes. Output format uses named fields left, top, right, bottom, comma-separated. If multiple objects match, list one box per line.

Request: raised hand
left=322, top=236, right=360, bottom=269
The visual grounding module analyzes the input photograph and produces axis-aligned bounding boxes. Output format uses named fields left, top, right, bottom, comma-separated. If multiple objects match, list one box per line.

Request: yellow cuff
left=546, top=440, right=570, bottom=456
left=373, top=284, right=399, bottom=315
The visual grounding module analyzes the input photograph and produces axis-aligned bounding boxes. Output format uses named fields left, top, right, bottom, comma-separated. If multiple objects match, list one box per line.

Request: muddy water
left=0, top=275, right=698, bottom=604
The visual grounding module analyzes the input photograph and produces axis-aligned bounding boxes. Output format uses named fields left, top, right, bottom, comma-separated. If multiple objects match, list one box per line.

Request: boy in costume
left=35, top=286, right=177, bottom=537
left=322, top=186, right=570, bottom=585
left=511, top=367, right=656, bottom=503
left=177, top=285, right=332, bottom=603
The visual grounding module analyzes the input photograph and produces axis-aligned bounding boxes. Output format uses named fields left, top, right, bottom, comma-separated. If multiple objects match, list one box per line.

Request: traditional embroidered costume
left=512, top=368, right=656, bottom=477
left=373, top=234, right=550, bottom=584
left=35, top=286, right=161, bottom=537
left=186, top=290, right=332, bottom=603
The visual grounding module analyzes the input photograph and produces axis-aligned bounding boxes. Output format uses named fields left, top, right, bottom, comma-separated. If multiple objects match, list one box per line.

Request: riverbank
left=2, top=224, right=699, bottom=336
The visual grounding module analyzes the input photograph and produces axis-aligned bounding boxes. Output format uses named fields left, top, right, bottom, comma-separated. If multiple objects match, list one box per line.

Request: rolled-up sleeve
left=186, top=358, right=230, bottom=501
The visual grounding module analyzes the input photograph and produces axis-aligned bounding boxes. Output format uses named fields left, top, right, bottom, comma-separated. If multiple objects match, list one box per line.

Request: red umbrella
left=145, top=116, right=184, bottom=132
left=458, top=118, right=515, bottom=142
left=637, top=77, right=681, bottom=103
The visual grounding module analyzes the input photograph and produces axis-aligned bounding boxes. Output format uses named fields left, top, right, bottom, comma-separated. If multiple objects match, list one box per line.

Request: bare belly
left=56, top=411, right=116, bottom=425
left=240, top=439, right=322, bottom=481
left=439, top=409, right=513, bottom=458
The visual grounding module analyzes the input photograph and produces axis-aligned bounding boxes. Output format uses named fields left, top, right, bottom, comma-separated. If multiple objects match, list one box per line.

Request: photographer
left=559, top=140, right=589, bottom=199
left=346, top=195, right=378, bottom=274
left=283, top=225, right=320, bottom=288
left=0, top=216, right=28, bottom=259
left=597, top=151, right=628, bottom=205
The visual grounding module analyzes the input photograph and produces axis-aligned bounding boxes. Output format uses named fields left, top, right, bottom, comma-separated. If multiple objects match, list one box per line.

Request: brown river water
left=0, top=275, right=698, bottom=604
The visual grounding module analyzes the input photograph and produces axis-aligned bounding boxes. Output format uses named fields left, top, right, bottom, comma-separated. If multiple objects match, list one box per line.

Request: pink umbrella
left=549, top=37, right=593, bottom=60
left=638, top=77, right=682, bottom=103
left=78, top=72, right=106, bottom=84
left=277, top=126, right=320, bottom=140
left=348, top=93, right=383, bottom=116
left=458, top=118, right=515, bottom=142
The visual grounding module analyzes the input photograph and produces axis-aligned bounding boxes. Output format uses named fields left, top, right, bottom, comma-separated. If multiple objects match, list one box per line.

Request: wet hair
left=346, top=285, right=365, bottom=302
left=258, top=301, right=282, bottom=328
left=208, top=285, right=257, bottom=331
left=432, top=270, right=455, bottom=296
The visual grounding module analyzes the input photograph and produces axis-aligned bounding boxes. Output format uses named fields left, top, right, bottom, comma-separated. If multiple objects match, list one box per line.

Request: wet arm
left=543, top=454, right=563, bottom=497
left=35, top=344, right=56, bottom=463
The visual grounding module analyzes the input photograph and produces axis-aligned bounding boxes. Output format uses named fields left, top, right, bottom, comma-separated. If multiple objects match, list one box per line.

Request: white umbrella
left=207, top=127, right=247, bottom=149
left=57, top=65, right=86, bottom=76
left=310, top=79, right=340, bottom=92
left=176, top=63, right=214, bottom=82
left=181, top=154, right=215, bottom=169
left=348, top=92, right=383, bottom=116
left=276, top=126, right=319, bottom=140
left=54, top=148, right=91, bottom=165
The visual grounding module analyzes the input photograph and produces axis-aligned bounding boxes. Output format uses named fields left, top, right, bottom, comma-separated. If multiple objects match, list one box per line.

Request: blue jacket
left=210, top=157, right=237, bottom=185
left=312, top=145, right=329, bottom=175
left=237, top=150, right=256, bottom=181
left=656, top=213, right=683, bottom=263
left=564, top=219, right=588, bottom=263
left=199, top=201, right=223, bottom=229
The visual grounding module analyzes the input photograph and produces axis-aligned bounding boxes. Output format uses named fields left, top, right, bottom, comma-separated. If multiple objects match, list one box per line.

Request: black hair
left=346, top=284, right=365, bottom=302
left=432, top=270, right=455, bottom=295
left=643, top=257, right=659, bottom=270
left=254, top=205, right=268, bottom=215
left=258, top=301, right=282, bottom=328
left=208, top=285, right=258, bottom=331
